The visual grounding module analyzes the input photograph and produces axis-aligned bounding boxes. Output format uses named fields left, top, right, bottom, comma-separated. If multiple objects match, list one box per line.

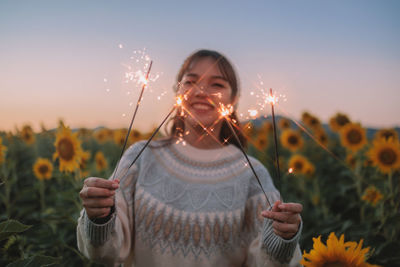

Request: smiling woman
left=77, top=50, right=303, bottom=267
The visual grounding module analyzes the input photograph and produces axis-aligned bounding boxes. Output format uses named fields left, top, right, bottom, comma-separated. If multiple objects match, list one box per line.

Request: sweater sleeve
left=245, top=158, right=303, bottom=267
left=76, top=141, right=144, bottom=266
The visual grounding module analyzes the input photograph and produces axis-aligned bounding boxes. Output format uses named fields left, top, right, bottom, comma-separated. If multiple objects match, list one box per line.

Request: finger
left=82, top=197, right=114, bottom=209
left=273, top=228, right=295, bottom=240
left=271, top=200, right=282, bottom=212
left=272, top=221, right=299, bottom=234
left=80, top=187, right=115, bottom=199
left=278, top=203, right=303, bottom=214
left=84, top=177, right=119, bottom=190
left=86, top=207, right=111, bottom=219
left=261, top=210, right=291, bottom=223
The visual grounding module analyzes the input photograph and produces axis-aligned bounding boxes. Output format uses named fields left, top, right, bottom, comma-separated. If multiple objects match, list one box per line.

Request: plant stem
left=39, top=180, right=45, bottom=215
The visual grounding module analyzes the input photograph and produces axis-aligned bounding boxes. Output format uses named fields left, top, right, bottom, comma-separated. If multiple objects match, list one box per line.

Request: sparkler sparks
left=111, top=60, right=153, bottom=181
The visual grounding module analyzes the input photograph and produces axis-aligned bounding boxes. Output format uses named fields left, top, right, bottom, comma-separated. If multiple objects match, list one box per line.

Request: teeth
left=192, top=103, right=213, bottom=111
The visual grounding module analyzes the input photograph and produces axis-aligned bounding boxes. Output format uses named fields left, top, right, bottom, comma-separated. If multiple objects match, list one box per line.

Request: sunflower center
left=336, top=115, right=350, bottom=126
left=378, top=148, right=397, bottom=166
left=38, top=164, right=49, bottom=175
left=23, top=132, right=31, bottom=139
left=323, top=262, right=344, bottom=267
left=310, top=118, right=319, bottom=126
left=382, top=131, right=394, bottom=140
left=58, top=138, right=74, bottom=160
left=294, top=161, right=303, bottom=171
left=133, top=131, right=140, bottom=138
left=346, top=129, right=362, bottom=144
left=288, top=135, right=299, bottom=145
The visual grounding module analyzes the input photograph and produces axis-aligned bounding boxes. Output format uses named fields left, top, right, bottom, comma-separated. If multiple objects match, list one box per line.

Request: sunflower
left=94, top=128, right=112, bottom=144
left=258, top=121, right=273, bottom=135
left=95, top=151, right=108, bottom=171
left=280, top=129, right=304, bottom=152
left=79, top=150, right=91, bottom=171
left=0, top=137, right=7, bottom=164
left=114, top=128, right=128, bottom=146
left=367, top=138, right=400, bottom=174
left=129, top=129, right=143, bottom=144
left=302, top=112, right=322, bottom=131
left=278, top=118, right=291, bottom=129
left=329, top=112, right=351, bottom=132
left=340, top=123, right=367, bottom=152
left=309, top=116, right=322, bottom=131
left=374, top=128, right=398, bottom=142
left=20, top=125, right=35, bottom=145
left=314, top=129, right=328, bottom=147
left=77, top=128, right=92, bottom=138
left=53, top=126, right=83, bottom=172
left=304, top=162, right=315, bottom=176
left=301, top=232, right=380, bottom=267
left=301, top=111, right=312, bottom=123
left=33, top=158, right=53, bottom=180
left=242, top=122, right=255, bottom=138
left=362, top=186, right=383, bottom=207
left=253, top=134, right=268, bottom=151
left=288, top=154, right=309, bottom=174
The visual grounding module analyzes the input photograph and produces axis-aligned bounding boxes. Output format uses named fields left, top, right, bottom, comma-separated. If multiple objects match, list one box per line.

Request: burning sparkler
left=267, top=88, right=282, bottom=197
left=111, top=60, right=153, bottom=181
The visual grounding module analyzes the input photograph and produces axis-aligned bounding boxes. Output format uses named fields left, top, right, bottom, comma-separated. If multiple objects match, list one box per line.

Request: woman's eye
left=184, top=80, right=195, bottom=85
left=212, top=83, right=224, bottom=88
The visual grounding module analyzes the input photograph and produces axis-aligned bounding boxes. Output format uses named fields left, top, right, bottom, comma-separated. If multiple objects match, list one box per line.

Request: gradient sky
left=1, top=0, right=399, bottom=133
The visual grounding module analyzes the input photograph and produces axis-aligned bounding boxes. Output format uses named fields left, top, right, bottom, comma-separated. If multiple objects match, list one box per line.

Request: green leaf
left=0, top=219, right=32, bottom=241
left=6, top=255, right=60, bottom=267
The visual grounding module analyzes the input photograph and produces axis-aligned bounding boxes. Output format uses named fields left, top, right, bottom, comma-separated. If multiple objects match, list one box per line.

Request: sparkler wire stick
left=225, top=118, right=272, bottom=208
left=115, top=106, right=176, bottom=181
left=111, top=61, right=153, bottom=181
left=269, top=88, right=282, bottom=197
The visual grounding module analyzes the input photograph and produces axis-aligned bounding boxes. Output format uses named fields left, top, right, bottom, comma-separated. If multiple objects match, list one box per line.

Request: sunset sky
left=1, top=0, right=399, bottom=133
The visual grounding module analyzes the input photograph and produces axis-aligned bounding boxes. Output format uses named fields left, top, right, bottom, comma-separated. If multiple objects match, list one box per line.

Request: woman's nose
left=193, top=84, right=209, bottom=97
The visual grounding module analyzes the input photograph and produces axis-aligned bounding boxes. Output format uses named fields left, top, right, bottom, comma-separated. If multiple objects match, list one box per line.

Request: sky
left=1, top=0, right=399, bottom=133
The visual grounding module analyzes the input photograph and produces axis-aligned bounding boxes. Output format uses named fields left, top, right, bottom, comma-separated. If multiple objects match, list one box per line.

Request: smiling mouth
left=191, top=102, right=215, bottom=111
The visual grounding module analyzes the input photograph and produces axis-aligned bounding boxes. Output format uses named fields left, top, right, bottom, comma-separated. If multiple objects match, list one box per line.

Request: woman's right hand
left=79, top=177, right=120, bottom=219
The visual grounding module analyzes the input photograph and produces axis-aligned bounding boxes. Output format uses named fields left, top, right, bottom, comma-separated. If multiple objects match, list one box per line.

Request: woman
left=77, top=50, right=303, bottom=266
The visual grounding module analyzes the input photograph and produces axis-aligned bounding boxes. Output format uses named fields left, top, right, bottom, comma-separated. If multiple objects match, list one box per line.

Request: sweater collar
left=172, top=141, right=240, bottom=163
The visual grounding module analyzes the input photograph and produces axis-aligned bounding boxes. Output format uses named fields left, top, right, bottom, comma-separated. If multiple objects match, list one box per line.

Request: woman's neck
left=183, top=122, right=223, bottom=149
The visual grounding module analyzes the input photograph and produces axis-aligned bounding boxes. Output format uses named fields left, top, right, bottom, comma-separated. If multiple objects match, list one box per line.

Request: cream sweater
left=77, top=140, right=302, bottom=266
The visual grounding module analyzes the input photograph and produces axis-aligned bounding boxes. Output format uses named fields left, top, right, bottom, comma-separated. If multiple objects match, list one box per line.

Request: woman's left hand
left=261, top=200, right=302, bottom=240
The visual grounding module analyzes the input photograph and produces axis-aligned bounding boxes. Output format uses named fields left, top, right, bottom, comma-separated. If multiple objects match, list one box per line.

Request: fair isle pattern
left=134, top=186, right=268, bottom=259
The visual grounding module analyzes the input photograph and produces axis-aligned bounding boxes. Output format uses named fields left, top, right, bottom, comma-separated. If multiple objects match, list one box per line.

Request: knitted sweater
left=77, top=140, right=302, bottom=266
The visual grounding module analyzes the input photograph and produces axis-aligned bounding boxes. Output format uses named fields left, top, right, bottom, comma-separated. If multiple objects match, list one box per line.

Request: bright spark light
left=175, top=95, right=183, bottom=106
left=288, top=168, right=293, bottom=174
left=218, top=103, right=234, bottom=118
left=266, top=93, right=278, bottom=105
left=246, top=74, right=288, bottom=118
left=248, top=109, right=258, bottom=118
left=122, top=48, right=161, bottom=92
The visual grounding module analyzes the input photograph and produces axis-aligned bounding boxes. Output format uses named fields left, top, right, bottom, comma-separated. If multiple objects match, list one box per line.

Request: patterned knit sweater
left=77, top=140, right=302, bottom=266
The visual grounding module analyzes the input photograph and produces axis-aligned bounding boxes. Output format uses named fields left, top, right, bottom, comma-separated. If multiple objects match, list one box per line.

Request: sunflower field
left=1, top=112, right=399, bottom=266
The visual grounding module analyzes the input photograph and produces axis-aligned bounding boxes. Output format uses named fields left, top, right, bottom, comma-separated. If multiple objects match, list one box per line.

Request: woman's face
left=177, top=57, right=234, bottom=129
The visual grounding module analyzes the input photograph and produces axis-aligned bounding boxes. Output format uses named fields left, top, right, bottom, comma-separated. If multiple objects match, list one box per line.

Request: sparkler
left=111, top=61, right=153, bottom=181
left=268, top=88, right=282, bottom=197
left=219, top=103, right=272, bottom=208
